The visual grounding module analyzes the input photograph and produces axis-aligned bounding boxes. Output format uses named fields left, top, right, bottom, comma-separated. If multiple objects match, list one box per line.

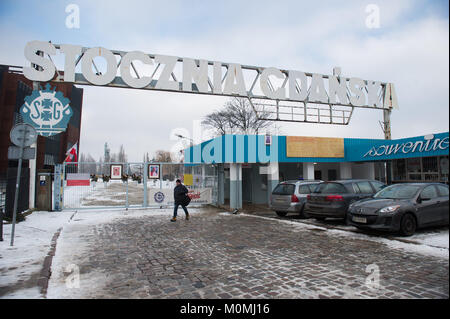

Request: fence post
left=125, top=163, right=129, bottom=210
left=61, top=162, right=66, bottom=209
left=143, top=162, right=148, bottom=207
left=53, top=164, right=62, bottom=211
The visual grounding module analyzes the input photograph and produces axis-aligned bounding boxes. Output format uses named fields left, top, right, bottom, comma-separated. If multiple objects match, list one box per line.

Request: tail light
left=325, top=195, right=344, bottom=201
left=291, top=194, right=299, bottom=202
left=307, top=195, right=311, bottom=200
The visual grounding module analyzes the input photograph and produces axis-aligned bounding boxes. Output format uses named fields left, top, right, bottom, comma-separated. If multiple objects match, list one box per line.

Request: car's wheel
left=276, top=211, right=287, bottom=217
left=400, top=214, right=416, bottom=236
left=344, top=212, right=349, bottom=225
left=315, top=217, right=326, bottom=221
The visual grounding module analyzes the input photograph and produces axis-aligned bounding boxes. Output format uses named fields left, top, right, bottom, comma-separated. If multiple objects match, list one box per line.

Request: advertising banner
left=286, top=136, right=344, bottom=158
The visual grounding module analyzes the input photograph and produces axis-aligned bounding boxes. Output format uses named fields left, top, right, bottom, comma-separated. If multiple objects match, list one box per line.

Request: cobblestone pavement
left=47, top=208, right=449, bottom=299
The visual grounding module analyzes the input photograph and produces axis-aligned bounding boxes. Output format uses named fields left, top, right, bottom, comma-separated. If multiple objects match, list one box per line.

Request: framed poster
left=110, top=164, right=123, bottom=180
left=148, top=164, right=160, bottom=179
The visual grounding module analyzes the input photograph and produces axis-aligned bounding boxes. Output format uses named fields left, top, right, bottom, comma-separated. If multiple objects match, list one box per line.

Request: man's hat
left=176, top=179, right=181, bottom=183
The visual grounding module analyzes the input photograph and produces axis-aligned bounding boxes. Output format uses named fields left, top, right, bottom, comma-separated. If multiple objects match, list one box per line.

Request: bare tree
left=202, top=110, right=233, bottom=136
left=154, top=150, right=172, bottom=163
left=78, top=153, right=97, bottom=174
left=202, top=97, right=272, bottom=136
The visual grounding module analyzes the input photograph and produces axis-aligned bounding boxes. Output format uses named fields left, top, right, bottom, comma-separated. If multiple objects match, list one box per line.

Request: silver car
left=270, top=180, right=323, bottom=218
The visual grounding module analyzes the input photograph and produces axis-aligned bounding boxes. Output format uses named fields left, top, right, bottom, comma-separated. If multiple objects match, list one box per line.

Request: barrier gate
left=57, top=162, right=218, bottom=210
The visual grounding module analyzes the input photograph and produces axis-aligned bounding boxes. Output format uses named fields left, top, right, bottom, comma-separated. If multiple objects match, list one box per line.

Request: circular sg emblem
left=20, top=83, right=73, bottom=137
left=154, top=191, right=165, bottom=203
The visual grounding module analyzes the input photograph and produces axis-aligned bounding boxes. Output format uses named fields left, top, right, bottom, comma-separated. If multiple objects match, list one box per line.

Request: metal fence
left=61, top=162, right=218, bottom=210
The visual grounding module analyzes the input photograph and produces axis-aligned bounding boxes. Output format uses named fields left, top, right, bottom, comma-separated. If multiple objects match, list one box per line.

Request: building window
left=393, top=159, right=406, bottom=181
left=422, top=157, right=439, bottom=181
left=406, top=158, right=421, bottom=181
left=328, top=169, right=337, bottom=181
left=393, top=156, right=447, bottom=184
left=314, top=170, right=322, bottom=180
left=260, top=164, right=268, bottom=190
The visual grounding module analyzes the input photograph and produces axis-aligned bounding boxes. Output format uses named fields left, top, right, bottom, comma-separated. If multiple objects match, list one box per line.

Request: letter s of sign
left=23, top=41, right=56, bottom=82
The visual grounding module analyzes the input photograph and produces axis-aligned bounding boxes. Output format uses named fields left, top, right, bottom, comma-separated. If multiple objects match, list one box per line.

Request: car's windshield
left=272, top=184, right=295, bottom=195
left=374, top=185, right=421, bottom=199
left=313, top=183, right=347, bottom=194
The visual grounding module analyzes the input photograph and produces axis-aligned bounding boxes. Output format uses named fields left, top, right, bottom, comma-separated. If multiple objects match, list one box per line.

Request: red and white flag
left=64, top=142, right=78, bottom=163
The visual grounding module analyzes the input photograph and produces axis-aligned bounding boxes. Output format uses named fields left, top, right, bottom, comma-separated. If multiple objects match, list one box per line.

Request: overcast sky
left=0, top=0, right=448, bottom=162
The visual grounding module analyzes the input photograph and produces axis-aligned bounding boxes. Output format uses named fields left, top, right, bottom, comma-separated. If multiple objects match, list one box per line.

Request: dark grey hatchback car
left=304, top=179, right=386, bottom=221
left=347, top=183, right=449, bottom=236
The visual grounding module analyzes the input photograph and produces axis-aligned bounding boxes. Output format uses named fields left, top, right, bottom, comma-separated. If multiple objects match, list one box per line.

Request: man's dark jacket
left=174, top=184, right=189, bottom=205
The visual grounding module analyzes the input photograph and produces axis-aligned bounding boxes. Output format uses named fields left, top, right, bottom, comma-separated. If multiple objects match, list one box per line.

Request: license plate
left=352, top=216, right=367, bottom=223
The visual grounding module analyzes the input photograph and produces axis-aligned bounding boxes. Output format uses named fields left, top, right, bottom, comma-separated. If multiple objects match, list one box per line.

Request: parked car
left=270, top=180, right=323, bottom=218
left=304, top=179, right=386, bottom=221
left=347, top=183, right=449, bottom=236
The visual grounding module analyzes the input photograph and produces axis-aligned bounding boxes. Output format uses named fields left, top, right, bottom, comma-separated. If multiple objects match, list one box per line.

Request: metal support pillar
left=28, top=81, right=38, bottom=209
left=384, top=109, right=392, bottom=184
left=230, top=163, right=242, bottom=210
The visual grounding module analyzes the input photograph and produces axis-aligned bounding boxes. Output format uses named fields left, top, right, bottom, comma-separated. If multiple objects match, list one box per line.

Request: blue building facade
left=185, top=132, right=449, bottom=164
left=184, top=132, right=449, bottom=209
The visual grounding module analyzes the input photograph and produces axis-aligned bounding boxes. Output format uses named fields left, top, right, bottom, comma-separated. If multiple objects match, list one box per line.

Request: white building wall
left=339, top=162, right=352, bottom=179
left=303, top=162, right=315, bottom=180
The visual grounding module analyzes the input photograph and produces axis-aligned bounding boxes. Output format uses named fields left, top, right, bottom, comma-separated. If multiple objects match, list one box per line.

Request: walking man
left=171, top=179, right=190, bottom=222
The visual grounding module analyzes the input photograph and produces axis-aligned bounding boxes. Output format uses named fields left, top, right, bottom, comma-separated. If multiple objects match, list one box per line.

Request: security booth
left=36, top=169, right=52, bottom=211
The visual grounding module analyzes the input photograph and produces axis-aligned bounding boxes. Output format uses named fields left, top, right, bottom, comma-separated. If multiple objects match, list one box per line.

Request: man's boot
left=170, top=216, right=177, bottom=222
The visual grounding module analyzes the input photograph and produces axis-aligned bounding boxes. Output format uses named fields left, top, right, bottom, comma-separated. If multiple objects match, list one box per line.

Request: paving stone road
left=47, top=208, right=449, bottom=299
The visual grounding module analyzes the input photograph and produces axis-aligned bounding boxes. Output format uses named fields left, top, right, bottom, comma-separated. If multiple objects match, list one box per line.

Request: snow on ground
left=407, top=229, right=449, bottom=249
left=240, top=213, right=449, bottom=259
left=46, top=207, right=204, bottom=299
left=2, top=208, right=448, bottom=298
left=0, top=207, right=204, bottom=298
left=0, top=210, right=74, bottom=298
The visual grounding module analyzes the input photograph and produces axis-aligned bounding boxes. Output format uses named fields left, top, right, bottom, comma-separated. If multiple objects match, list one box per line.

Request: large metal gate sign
left=23, top=40, right=398, bottom=125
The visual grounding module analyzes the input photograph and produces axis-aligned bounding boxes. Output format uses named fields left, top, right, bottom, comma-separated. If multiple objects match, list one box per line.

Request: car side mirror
left=417, top=196, right=430, bottom=203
